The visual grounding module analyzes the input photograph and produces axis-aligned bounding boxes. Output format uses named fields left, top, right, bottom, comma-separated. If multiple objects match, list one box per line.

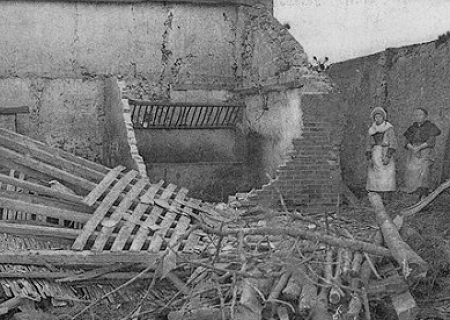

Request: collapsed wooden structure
left=0, top=127, right=430, bottom=319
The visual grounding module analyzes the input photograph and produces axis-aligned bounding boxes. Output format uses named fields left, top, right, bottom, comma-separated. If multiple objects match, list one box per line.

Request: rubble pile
left=0, top=127, right=431, bottom=320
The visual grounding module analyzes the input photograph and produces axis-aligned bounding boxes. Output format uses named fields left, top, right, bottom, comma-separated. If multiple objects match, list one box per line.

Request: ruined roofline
left=6, top=0, right=268, bottom=6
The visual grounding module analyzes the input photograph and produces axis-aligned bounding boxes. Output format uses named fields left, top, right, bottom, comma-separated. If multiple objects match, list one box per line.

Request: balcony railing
left=129, top=99, right=244, bottom=129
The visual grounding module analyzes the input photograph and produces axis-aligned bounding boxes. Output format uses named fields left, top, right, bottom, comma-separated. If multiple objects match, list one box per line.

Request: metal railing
left=129, top=99, right=244, bottom=129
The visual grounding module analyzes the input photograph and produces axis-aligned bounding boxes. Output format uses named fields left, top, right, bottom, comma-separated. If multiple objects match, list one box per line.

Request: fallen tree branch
left=200, top=225, right=391, bottom=257
left=369, top=192, right=429, bottom=279
left=400, top=179, right=450, bottom=217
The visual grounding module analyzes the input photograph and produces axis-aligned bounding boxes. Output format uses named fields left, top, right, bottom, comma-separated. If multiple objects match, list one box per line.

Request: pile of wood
left=0, top=127, right=430, bottom=320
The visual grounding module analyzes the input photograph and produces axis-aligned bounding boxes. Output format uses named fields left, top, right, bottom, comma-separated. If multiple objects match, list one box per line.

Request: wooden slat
left=167, top=188, right=192, bottom=251
left=0, top=172, right=84, bottom=205
left=0, top=158, right=53, bottom=182
left=0, top=127, right=109, bottom=175
left=0, top=145, right=97, bottom=193
left=0, top=133, right=106, bottom=183
left=184, top=198, right=205, bottom=253
left=111, top=181, right=164, bottom=251
left=139, top=179, right=164, bottom=204
left=0, top=191, right=91, bottom=223
left=5, top=170, right=17, bottom=220
left=72, top=171, right=138, bottom=250
left=0, top=250, right=161, bottom=268
left=129, top=184, right=177, bottom=251
left=91, top=178, right=148, bottom=251
left=83, top=166, right=126, bottom=206
left=147, top=211, right=177, bottom=252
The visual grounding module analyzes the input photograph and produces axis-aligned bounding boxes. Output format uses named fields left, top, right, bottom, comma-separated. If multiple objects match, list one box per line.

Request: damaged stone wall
left=245, top=93, right=345, bottom=211
left=232, top=5, right=343, bottom=210
left=0, top=1, right=241, bottom=164
left=103, top=78, right=147, bottom=177
left=328, top=35, right=450, bottom=191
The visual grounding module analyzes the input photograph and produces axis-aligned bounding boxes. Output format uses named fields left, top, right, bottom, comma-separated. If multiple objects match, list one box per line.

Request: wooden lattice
left=72, top=167, right=225, bottom=253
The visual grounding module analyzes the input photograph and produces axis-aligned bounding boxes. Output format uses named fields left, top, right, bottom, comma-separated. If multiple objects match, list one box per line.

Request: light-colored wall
left=0, top=1, right=240, bottom=164
left=0, top=2, right=238, bottom=85
left=0, top=78, right=105, bottom=162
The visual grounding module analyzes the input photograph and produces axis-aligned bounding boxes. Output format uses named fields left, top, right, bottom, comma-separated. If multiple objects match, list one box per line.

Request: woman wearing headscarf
left=366, top=107, right=398, bottom=198
left=403, top=107, right=441, bottom=200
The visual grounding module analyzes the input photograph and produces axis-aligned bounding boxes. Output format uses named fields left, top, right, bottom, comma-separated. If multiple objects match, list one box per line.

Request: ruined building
left=0, top=0, right=343, bottom=213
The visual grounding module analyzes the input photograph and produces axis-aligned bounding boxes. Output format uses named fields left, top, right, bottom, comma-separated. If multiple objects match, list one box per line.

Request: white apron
left=366, top=145, right=396, bottom=192
left=404, top=147, right=434, bottom=193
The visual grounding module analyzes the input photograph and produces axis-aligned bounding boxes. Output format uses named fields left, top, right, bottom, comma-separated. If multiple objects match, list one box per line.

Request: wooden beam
left=0, top=172, right=85, bottom=205
left=0, top=127, right=109, bottom=176
left=0, top=190, right=92, bottom=223
left=0, top=145, right=96, bottom=193
left=0, top=158, right=53, bottom=182
left=0, top=250, right=162, bottom=267
left=0, top=131, right=106, bottom=183
left=0, top=106, right=29, bottom=114
left=0, top=270, right=156, bottom=281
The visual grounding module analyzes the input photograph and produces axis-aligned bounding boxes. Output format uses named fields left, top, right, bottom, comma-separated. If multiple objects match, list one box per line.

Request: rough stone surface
left=0, top=1, right=240, bottom=164
left=328, top=36, right=450, bottom=190
left=0, top=77, right=105, bottom=162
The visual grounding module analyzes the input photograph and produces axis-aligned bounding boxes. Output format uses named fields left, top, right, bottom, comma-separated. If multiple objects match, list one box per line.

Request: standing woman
left=403, top=108, right=441, bottom=200
left=366, top=107, right=398, bottom=199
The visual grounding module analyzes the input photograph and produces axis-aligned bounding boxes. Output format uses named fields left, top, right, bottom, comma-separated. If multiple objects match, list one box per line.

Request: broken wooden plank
left=72, top=170, right=138, bottom=250
left=83, top=166, right=126, bottom=206
left=5, top=170, right=18, bottom=220
left=0, top=133, right=106, bottom=183
left=0, top=158, right=52, bottom=183
left=147, top=185, right=183, bottom=251
left=0, top=250, right=161, bottom=267
left=0, top=270, right=156, bottom=281
left=168, top=188, right=192, bottom=251
left=110, top=181, right=164, bottom=251
left=184, top=198, right=205, bottom=253
left=0, top=190, right=92, bottom=223
left=0, top=127, right=109, bottom=176
left=147, top=211, right=177, bottom=252
left=0, top=145, right=96, bottom=193
left=0, top=172, right=84, bottom=205
left=91, top=178, right=148, bottom=250
left=129, top=184, right=177, bottom=251
left=56, top=264, right=132, bottom=283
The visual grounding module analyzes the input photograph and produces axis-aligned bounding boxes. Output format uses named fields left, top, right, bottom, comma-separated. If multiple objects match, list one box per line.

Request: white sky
left=274, top=0, right=450, bottom=63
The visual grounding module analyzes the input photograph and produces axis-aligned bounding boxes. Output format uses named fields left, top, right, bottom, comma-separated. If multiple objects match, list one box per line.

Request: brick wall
left=244, top=93, right=345, bottom=212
